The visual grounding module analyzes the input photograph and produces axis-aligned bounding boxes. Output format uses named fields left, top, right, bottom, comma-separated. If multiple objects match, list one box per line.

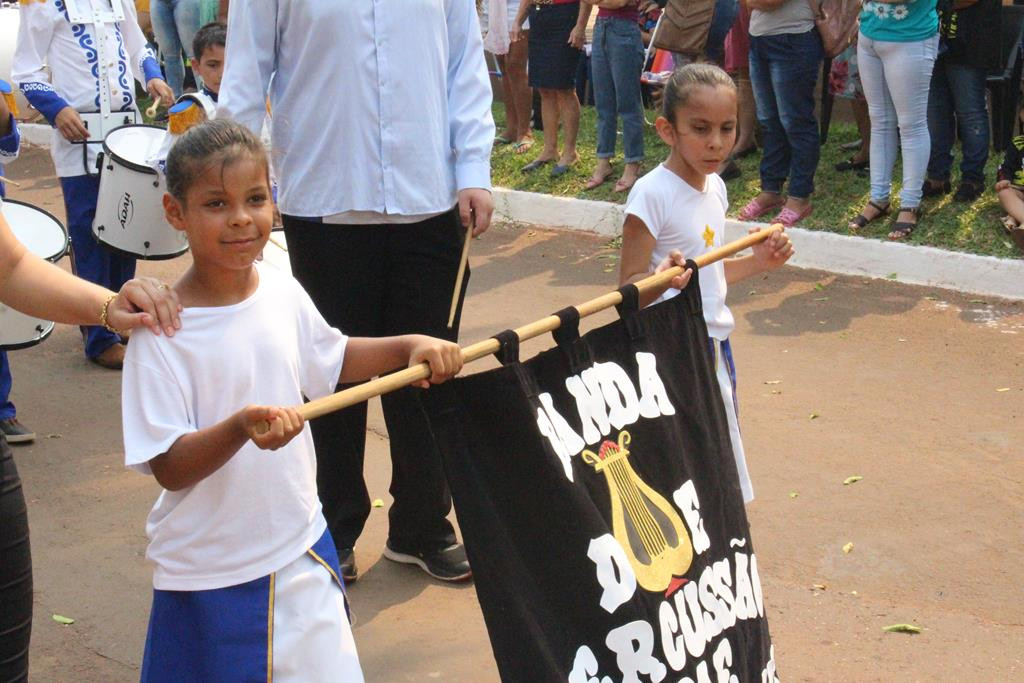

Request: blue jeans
left=592, top=17, right=645, bottom=163
left=749, top=30, right=823, bottom=199
left=707, top=0, right=739, bottom=64
left=60, top=175, right=136, bottom=359
left=927, top=56, right=990, bottom=185
left=0, top=353, right=14, bottom=420
left=858, top=33, right=938, bottom=207
left=151, top=0, right=201, bottom=97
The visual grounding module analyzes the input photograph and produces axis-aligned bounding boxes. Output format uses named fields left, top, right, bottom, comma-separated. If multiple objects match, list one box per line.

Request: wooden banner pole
left=290, top=227, right=778, bottom=423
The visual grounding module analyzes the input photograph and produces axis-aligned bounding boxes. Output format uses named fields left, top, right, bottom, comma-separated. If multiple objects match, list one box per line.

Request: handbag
left=808, top=0, right=863, bottom=59
left=652, top=0, right=716, bottom=58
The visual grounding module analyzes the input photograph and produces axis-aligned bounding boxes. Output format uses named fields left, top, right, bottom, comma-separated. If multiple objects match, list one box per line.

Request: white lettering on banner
left=760, top=645, right=780, bottom=683
left=536, top=353, right=676, bottom=479
left=674, top=481, right=712, bottom=556
left=711, top=637, right=740, bottom=683
left=588, top=534, right=638, bottom=614
left=636, top=352, right=676, bottom=418
left=536, top=392, right=585, bottom=481
left=569, top=646, right=614, bottom=683
left=578, top=548, right=768, bottom=679
left=566, top=369, right=612, bottom=444
left=605, top=621, right=667, bottom=683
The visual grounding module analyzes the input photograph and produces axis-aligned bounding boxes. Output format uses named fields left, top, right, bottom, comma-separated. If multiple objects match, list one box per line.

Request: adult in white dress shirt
left=220, top=0, right=495, bottom=583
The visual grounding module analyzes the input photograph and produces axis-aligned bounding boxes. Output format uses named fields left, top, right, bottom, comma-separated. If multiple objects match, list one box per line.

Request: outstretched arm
left=339, top=335, right=464, bottom=388
left=148, top=405, right=304, bottom=491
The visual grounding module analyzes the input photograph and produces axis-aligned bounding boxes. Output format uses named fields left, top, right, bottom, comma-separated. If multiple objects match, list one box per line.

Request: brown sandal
left=888, top=207, right=920, bottom=241
left=848, top=200, right=890, bottom=230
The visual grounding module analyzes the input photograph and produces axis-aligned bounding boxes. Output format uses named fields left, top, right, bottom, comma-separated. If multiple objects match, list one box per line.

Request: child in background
left=122, top=120, right=464, bottom=682
left=994, top=134, right=1024, bottom=254
left=191, top=22, right=226, bottom=103
left=618, top=63, right=794, bottom=503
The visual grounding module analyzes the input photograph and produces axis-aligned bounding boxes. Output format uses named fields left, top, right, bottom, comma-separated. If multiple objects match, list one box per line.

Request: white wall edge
left=494, top=187, right=1024, bottom=301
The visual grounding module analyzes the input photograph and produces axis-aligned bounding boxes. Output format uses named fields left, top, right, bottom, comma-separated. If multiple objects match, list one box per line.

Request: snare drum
left=0, top=200, right=70, bottom=350
left=93, top=124, right=189, bottom=260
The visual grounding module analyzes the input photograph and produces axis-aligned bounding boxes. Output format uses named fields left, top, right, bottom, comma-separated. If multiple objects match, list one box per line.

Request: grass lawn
left=491, top=101, right=1022, bottom=260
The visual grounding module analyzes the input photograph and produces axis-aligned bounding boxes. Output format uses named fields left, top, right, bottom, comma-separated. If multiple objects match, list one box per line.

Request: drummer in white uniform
left=13, top=0, right=172, bottom=369
left=0, top=79, right=33, bottom=444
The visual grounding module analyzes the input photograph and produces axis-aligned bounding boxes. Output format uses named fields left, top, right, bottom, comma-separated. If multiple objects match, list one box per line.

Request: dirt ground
left=4, top=146, right=1023, bottom=681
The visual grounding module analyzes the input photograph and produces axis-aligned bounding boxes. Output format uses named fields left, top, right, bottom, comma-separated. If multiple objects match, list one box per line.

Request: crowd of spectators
left=482, top=0, right=1022, bottom=247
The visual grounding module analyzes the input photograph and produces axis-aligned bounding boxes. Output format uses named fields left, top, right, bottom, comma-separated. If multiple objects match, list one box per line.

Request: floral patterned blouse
left=860, top=0, right=938, bottom=43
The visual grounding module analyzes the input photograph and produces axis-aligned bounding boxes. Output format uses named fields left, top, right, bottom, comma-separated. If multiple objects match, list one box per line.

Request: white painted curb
left=494, top=187, right=1024, bottom=301
left=18, top=122, right=52, bottom=148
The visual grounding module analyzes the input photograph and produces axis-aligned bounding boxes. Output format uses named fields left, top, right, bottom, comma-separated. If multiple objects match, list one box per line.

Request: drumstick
left=447, top=217, right=473, bottom=329
left=0, top=175, right=20, bottom=188
left=145, top=99, right=160, bottom=120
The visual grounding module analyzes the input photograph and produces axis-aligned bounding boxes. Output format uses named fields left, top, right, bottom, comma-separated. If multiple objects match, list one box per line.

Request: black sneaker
left=338, top=547, right=358, bottom=583
left=953, top=181, right=983, bottom=203
left=921, top=178, right=951, bottom=198
left=383, top=542, right=472, bottom=582
left=0, top=418, right=35, bottom=444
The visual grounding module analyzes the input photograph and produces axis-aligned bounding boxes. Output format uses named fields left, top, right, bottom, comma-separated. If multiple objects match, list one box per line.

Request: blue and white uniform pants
left=710, top=337, right=754, bottom=503
left=59, top=175, right=136, bottom=359
left=141, top=531, right=363, bottom=682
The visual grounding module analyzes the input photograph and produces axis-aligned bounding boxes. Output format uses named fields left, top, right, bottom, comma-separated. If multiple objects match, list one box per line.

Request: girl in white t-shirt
left=122, top=119, right=463, bottom=682
left=618, top=64, right=794, bottom=503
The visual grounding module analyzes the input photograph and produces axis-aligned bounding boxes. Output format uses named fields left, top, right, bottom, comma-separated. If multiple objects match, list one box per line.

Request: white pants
left=272, top=552, right=363, bottom=682
left=713, top=339, right=754, bottom=503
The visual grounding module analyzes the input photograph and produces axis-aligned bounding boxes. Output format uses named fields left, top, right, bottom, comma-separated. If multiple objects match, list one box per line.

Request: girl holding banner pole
left=618, top=63, right=794, bottom=502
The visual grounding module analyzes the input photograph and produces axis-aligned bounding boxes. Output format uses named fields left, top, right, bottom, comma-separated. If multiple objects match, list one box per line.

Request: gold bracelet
left=99, top=293, right=124, bottom=336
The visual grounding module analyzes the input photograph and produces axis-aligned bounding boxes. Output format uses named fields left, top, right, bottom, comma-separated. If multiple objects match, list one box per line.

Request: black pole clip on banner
left=551, top=306, right=591, bottom=374
left=614, top=282, right=644, bottom=342
left=491, top=328, right=520, bottom=366
left=683, top=259, right=703, bottom=315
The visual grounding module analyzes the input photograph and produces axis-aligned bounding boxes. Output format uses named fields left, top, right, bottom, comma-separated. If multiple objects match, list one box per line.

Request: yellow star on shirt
left=702, top=225, right=715, bottom=248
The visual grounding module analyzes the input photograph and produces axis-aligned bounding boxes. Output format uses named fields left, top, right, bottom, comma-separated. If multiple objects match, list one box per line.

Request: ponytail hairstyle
left=165, top=118, right=269, bottom=202
left=661, top=63, right=736, bottom=125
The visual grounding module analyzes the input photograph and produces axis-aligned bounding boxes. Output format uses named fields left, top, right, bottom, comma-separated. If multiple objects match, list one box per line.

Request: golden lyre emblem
left=582, top=431, right=693, bottom=593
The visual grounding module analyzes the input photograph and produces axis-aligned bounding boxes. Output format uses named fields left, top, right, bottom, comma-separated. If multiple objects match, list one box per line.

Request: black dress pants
left=282, top=209, right=467, bottom=552
left=0, top=436, right=32, bottom=682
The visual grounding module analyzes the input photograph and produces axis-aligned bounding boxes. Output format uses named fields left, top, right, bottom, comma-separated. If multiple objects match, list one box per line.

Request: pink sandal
left=773, top=204, right=813, bottom=228
left=738, top=195, right=785, bottom=221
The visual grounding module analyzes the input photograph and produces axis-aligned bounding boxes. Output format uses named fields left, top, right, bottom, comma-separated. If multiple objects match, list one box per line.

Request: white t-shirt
left=122, top=264, right=348, bottom=591
left=624, top=165, right=735, bottom=341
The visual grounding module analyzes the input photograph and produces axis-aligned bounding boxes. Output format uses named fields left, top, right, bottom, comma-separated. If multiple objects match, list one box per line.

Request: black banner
left=423, top=276, right=778, bottom=682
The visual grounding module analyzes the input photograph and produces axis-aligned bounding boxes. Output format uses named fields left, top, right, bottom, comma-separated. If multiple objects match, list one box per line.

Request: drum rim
left=90, top=229, right=191, bottom=261
left=102, top=123, right=165, bottom=176
left=0, top=319, right=55, bottom=352
left=0, top=198, right=69, bottom=263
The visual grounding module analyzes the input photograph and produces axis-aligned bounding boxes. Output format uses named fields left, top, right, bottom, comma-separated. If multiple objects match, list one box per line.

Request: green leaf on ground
left=52, top=614, right=75, bottom=625
left=843, top=475, right=863, bottom=486
left=788, top=491, right=799, bottom=499
left=882, top=624, right=922, bottom=634
left=842, top=542, right=854, bottom=554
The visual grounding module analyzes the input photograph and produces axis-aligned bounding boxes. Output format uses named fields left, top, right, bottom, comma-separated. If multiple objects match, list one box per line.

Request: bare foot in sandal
left=586, top=159, right=614, bottom=190
left=512, top=135, right=534, bottom=154
left=614, top=162, right=641, bottom=193
left=848, top=199, right=890, bottom=231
